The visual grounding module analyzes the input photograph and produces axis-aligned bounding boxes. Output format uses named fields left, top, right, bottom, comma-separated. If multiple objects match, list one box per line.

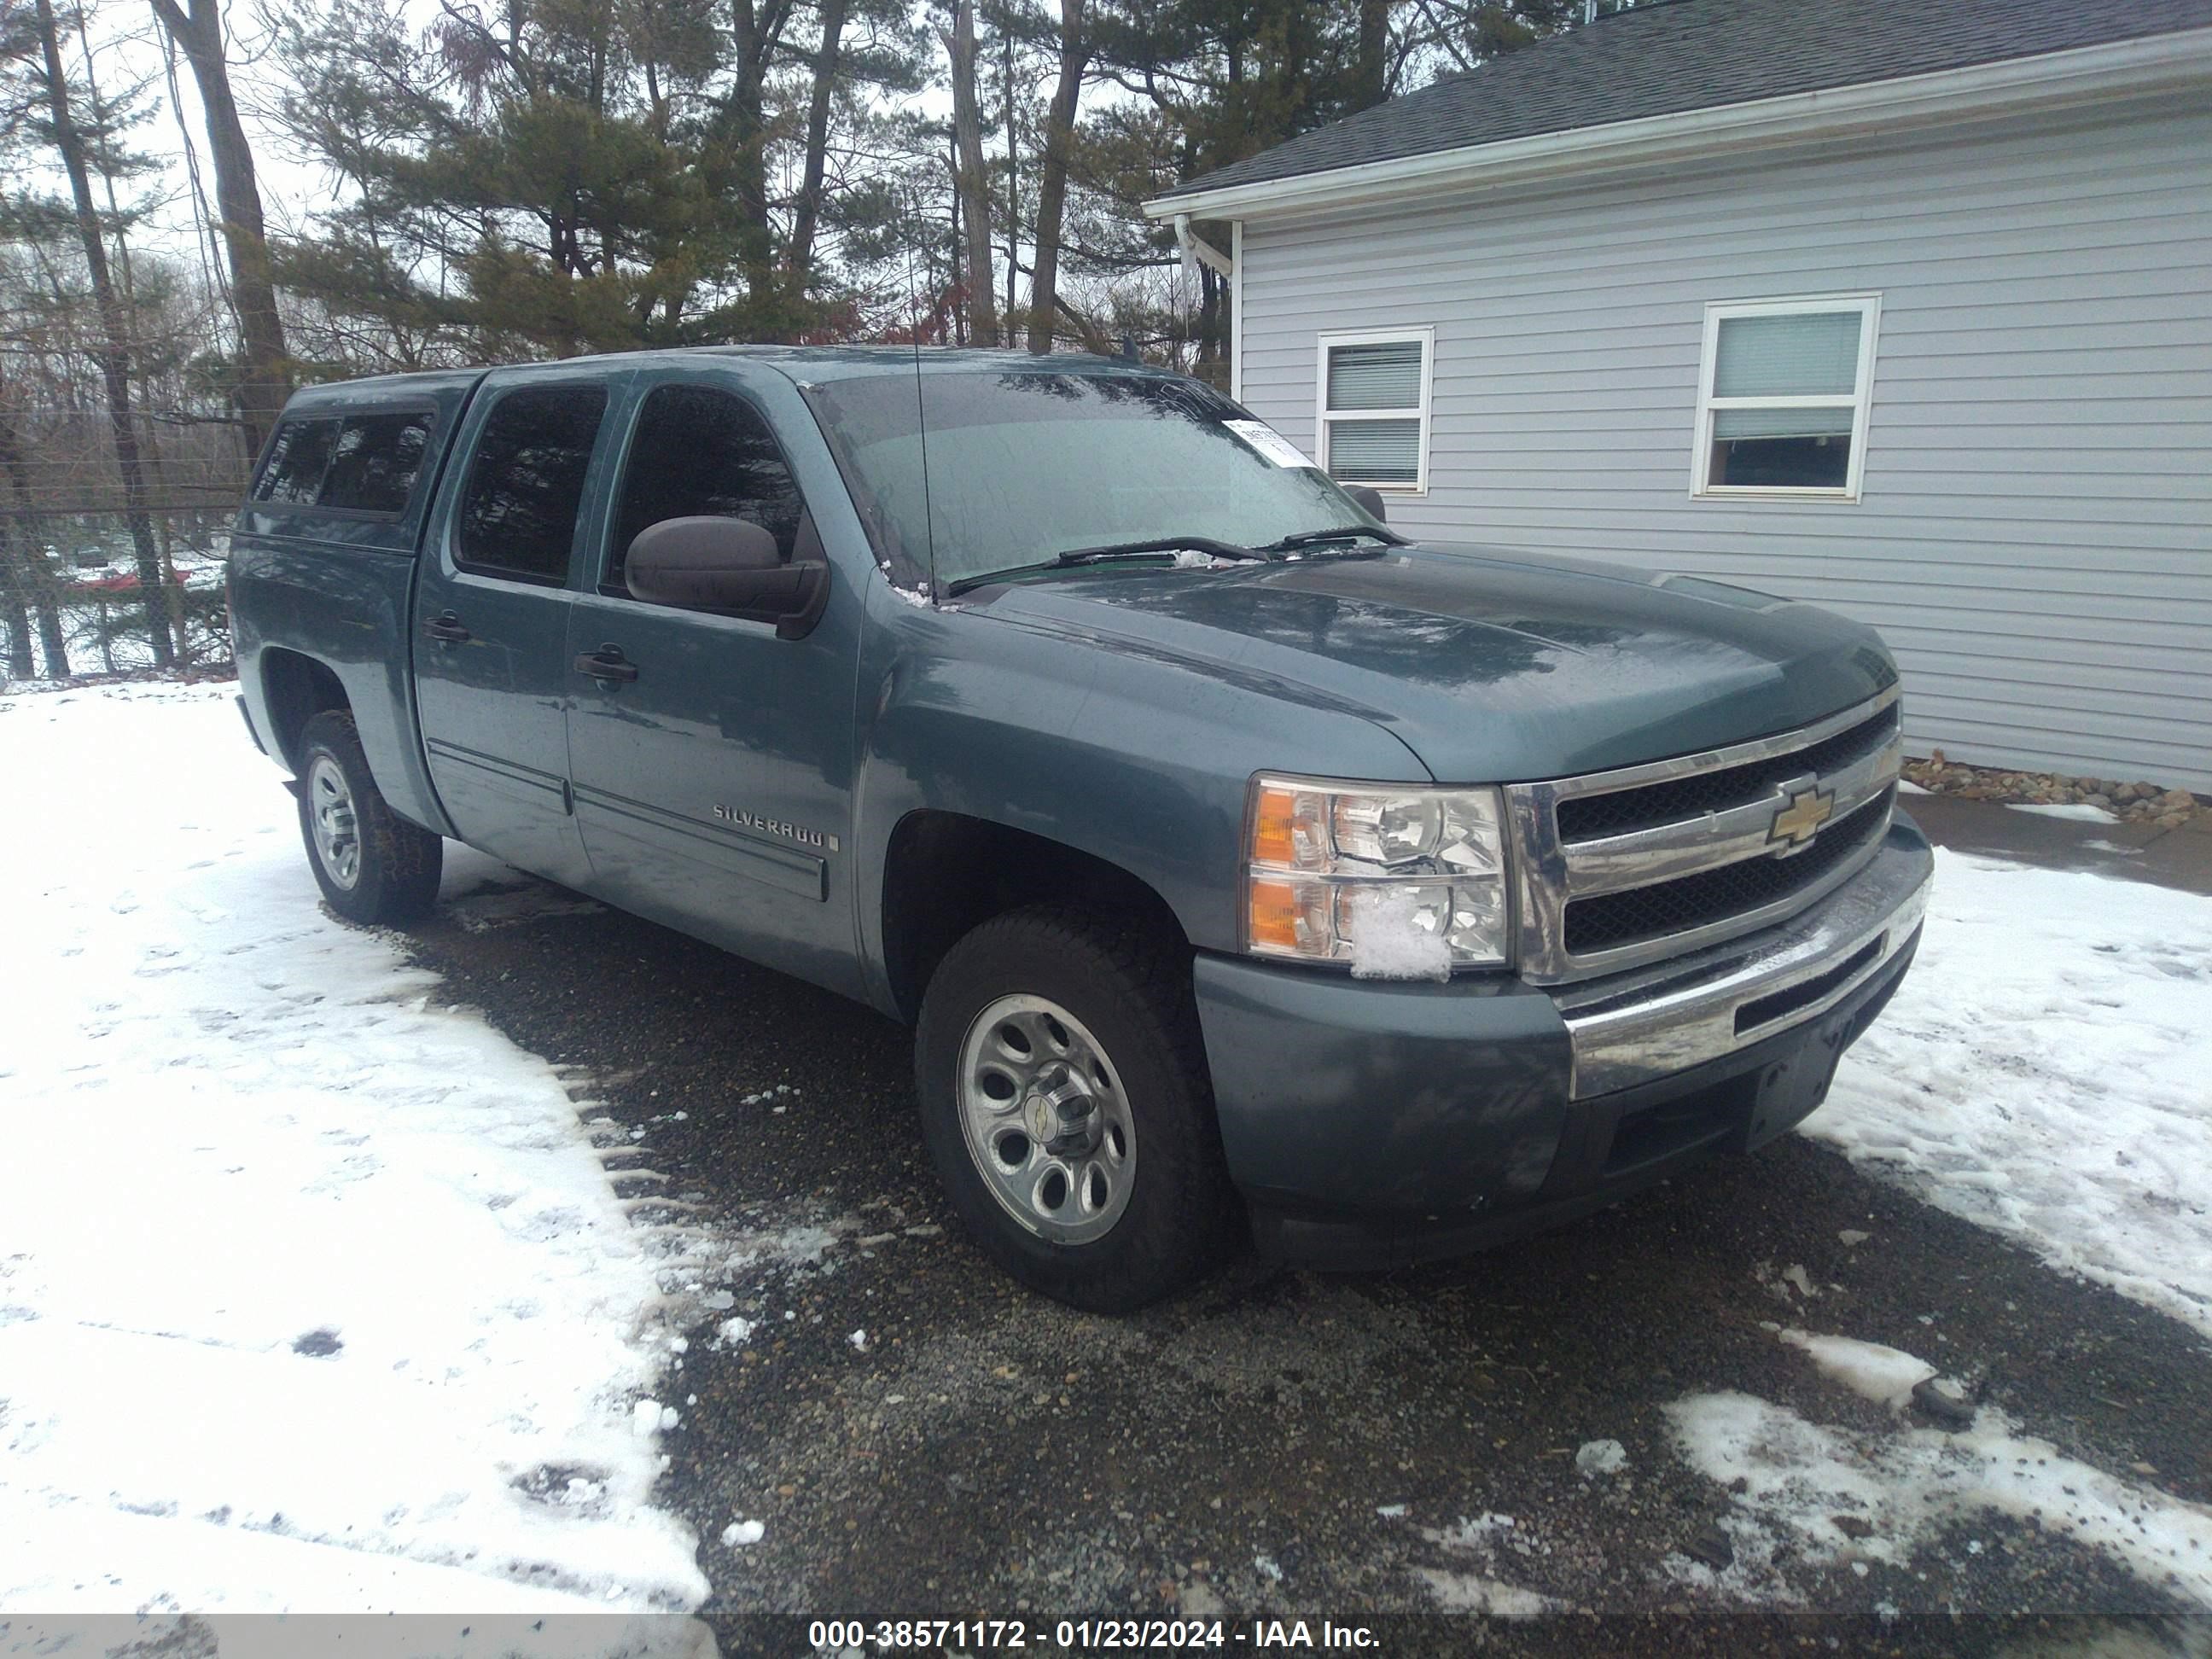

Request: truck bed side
left=230, top=372, right=484, bottom=836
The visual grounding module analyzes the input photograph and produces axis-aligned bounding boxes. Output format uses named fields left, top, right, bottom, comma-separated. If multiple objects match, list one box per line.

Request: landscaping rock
left=1901, top=754, right=2205, bottom=827
left=1683, top=1526, right=1734, bottom=1571
left=1912, top=1376, right=1977, bottom=1428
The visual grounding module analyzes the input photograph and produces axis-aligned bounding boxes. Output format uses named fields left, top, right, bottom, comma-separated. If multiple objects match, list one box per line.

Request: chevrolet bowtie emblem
left=1769, top=783, right=1836, bottom=851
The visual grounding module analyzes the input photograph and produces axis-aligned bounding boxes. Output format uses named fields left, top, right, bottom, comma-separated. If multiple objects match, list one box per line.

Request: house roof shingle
left=1155, top=0, right=2212, bottom=203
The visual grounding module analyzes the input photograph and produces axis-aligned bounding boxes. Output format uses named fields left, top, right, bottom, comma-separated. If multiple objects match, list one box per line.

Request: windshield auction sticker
left=1223, top=418, right=1318, bottom=469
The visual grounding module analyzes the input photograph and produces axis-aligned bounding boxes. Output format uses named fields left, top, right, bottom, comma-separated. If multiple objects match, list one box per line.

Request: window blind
left=1712, top=311, right=1861, bottom=399
left=1326, top=417, right=1421, bottom=484
left=1712, top=406, right=1854, bottom=439
left=1326, top=341, right=1424, bottom=411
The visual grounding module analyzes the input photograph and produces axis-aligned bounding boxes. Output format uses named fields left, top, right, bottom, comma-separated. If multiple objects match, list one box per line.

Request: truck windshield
left=804, top=368, right=1382, bottom=591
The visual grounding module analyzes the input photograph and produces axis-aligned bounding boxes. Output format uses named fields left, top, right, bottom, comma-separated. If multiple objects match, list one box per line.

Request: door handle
left=574, top=647, right=639, bottom=684
left=422, top=611, right=470, bottom=643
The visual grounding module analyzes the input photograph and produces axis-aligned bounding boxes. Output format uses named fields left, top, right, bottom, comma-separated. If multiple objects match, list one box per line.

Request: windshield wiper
left=945, top=536, right=1268, bottom=597
left=1055, top=535, right=1270, bottom=566
left=1254, top=524, right=1407, bottom=552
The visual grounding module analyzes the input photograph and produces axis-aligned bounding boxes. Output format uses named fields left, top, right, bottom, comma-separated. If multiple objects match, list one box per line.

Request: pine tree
left=20, top=0, right=172, bottom=663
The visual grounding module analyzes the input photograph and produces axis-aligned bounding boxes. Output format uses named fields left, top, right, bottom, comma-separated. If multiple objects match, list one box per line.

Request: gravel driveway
left=403, top=876, right=2212, bottom=1657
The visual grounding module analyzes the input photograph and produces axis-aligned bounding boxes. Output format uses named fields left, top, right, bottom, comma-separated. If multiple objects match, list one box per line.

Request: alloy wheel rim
left=956, top=993, right=1136, bottom=1245
left=307, top=754, right=363, bottom=890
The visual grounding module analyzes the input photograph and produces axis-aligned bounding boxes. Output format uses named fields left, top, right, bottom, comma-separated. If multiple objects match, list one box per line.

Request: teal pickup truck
left=229, top=347, right=1931, bottom=1311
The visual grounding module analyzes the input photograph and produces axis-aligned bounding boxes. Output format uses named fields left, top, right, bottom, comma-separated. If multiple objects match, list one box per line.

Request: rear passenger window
left=320, top=412, right=434, bottom=514
left=608, top=385, right=807, bottom=591
left=456, top=386, right=608, bottom=583
left=252, top=410, right=434, bottom=515
left=254, top=418, right=340, bottom=504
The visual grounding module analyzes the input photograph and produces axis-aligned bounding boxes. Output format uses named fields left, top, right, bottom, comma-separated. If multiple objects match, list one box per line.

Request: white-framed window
left=1316, top=327, right=1433, bottom=492
left=1692, top=294, right=1881, bottom=502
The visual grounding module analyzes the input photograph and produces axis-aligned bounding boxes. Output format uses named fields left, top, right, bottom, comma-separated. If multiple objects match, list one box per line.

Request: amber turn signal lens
left=1251, top=786, right=1299, bottom=868
left=1247, top=876, right=1302, bottom=952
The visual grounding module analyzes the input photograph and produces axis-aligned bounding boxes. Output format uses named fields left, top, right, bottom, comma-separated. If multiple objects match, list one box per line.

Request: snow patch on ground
left=1413, top=1568, right=1559, bottom=1615
left=1774, top=1329, right=1936, bottom=1413
left=1430, top=1512, right=1517, bottom=1550
left=2006, top=801, right=2120, bottom=822
left=22, top=1615, right=714, bottom=1659
left=0, top=684, right=707, bottom=1613
left=1414, top=1511, right=1560, bottom=1612
left=1574, top=1439, right=1627, bottom=1477
left=1815, top=850, right=2212, bottom=1336
left=1663, top=1386, right=2212, bottom=1609
left=1752, top=1260, right=1823, bottom=1307
left=721, top=1211, right=859, bottom=1272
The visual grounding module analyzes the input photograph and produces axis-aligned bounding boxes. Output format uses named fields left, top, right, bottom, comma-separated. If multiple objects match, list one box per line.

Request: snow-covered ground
left=6, top=681, right=2211, bottom=1629
left=1665, top=1326, right=2212, bottom=1610
left=0, top=682, right=710, bottom=1624
left=1816, top=849, right=2212, bottom=1337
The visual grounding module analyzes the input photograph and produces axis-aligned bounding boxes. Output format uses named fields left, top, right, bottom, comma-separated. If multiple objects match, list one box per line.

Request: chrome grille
left=1556, top=704, right=1900, bottom=843
left=1563, top=788, right=1895, bottom=955
left=1503, top=686, right=1903, bottom=985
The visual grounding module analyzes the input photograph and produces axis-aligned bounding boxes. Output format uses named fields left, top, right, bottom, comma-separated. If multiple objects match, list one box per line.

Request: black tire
left=914, top=905, right=1239, bottom=1312
left=295, top=707, right=443, bottom=926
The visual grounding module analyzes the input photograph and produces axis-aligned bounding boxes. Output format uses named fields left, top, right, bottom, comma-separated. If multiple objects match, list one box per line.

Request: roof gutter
left=1143, top=27, right=2212, bottom=222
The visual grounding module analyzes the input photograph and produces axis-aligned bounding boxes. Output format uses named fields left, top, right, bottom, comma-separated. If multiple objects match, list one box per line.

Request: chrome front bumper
left=1552, top=819, right=1933, bottom=1099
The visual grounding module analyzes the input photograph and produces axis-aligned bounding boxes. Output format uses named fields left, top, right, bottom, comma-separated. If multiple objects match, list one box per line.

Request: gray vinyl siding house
left=1148, top=0, right=2212, bottom=791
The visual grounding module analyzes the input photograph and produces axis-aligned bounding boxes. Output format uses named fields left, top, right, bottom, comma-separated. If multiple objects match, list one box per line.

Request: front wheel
left=296, top=707, right=443, bottom=926
left=915, top=905, right=1238, bottom=1312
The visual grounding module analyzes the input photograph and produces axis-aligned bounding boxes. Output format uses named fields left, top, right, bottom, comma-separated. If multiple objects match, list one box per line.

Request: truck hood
left=977, top=543, right=1897, bottom=782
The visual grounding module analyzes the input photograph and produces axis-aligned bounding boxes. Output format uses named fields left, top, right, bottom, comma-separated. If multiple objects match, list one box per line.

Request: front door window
left=605, top=385, right=807, bottom=594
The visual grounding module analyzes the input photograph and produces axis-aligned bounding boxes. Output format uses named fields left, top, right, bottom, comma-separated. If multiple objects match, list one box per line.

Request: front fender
left=848, top=584, right=1428, bottom=1011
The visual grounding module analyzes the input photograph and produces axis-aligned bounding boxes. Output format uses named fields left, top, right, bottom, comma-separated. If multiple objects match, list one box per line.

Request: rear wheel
left=296, top=707, right=442, bottom=926
left=916, top=905, right=1237, bottom=1312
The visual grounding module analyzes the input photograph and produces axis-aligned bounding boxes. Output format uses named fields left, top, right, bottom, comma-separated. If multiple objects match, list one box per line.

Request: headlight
left=1244, top=774, right=1511, bottom=976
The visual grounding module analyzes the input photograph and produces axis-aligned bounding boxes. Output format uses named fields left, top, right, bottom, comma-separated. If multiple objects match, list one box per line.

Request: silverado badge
left=713, top=805, right=839, bottom=853
left=1768, top=782, right=1836, bottom=852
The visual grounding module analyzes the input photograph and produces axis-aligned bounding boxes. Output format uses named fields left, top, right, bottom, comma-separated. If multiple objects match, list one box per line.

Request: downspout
left=1171, top=212, right=1233, bottom=280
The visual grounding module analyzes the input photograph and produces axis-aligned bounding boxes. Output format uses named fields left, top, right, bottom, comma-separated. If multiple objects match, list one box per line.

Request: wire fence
left=3, top=505, right=236, bottom=685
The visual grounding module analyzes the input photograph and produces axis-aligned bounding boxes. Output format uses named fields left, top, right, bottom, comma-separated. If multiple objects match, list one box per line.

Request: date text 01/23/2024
left=806, top=1619, right=1382, bottom=1650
